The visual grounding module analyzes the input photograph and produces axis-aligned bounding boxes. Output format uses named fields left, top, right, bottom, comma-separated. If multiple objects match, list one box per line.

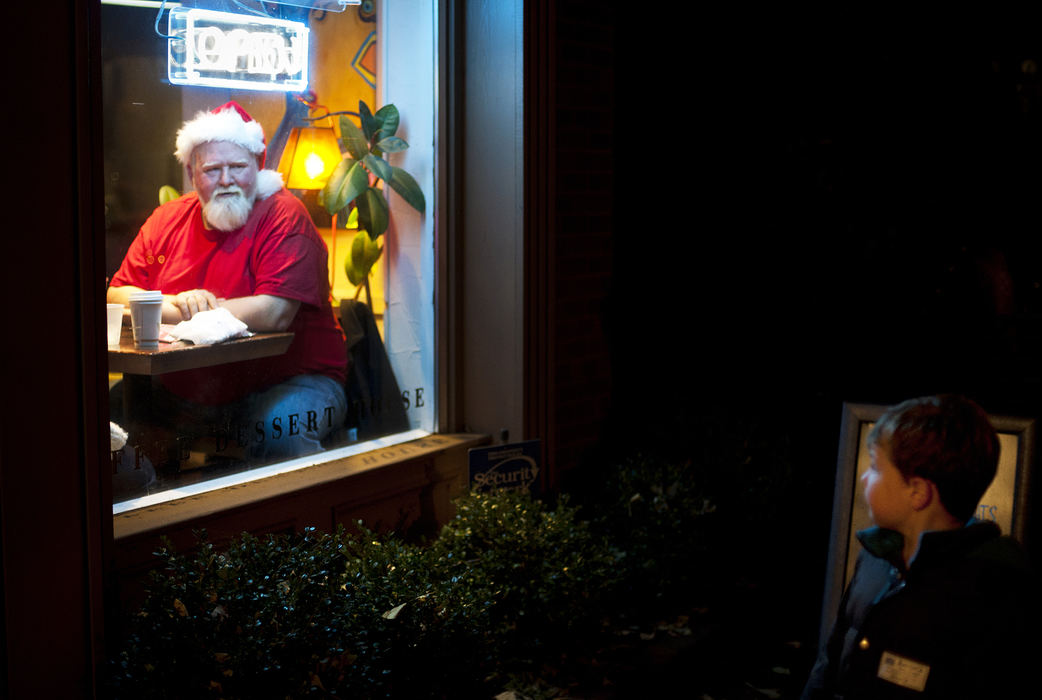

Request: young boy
left=801, top=394, right=1037, bottom=699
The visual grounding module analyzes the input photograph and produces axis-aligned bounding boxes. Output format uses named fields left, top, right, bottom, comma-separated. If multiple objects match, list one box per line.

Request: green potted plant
left=320, top=100, right=426, bottom=306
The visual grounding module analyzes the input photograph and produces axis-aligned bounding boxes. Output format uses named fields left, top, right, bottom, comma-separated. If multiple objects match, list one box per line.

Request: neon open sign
left=167, top=7, right=309, bottom=92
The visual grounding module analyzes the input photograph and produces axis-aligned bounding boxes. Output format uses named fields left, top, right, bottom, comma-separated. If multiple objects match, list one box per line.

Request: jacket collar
left=856, top=518, right=1001, bottom=572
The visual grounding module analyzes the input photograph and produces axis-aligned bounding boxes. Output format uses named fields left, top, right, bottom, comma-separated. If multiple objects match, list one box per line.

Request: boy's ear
left=908, top=476, right=935, bottom=511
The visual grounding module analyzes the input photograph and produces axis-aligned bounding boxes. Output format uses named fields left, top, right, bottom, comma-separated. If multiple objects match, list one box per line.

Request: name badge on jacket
left=877, top=650, right=930, bottom=691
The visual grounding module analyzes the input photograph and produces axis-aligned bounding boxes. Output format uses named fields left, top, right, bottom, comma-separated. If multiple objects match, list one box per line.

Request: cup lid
left=128, top=290, right=164, bottom=301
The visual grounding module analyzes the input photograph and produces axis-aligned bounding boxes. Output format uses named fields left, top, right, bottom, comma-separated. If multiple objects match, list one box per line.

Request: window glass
left=103, top=1, right=436, bottom=507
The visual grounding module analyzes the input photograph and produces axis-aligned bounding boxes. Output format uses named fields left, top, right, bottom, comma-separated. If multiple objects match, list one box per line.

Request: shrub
left=428, top=490, right=617, bottom=662
left=575, top=406, right=794, bottom=617
left=109, top=489, right=619, bottom=699
left=578, top=452, right=718, bottom=616
left=348, top=489, right=619, bottom=697
left=110, top=527, right=410, bottom=698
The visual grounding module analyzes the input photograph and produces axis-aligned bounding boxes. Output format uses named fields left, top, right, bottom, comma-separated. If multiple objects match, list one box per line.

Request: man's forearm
left=108, top=285, right=178, bottom=322
left=220, top=294, right=300, bottom=332
left=106, top=285, right=136, bottom=308
left=108, top=285, right=298, bottom=330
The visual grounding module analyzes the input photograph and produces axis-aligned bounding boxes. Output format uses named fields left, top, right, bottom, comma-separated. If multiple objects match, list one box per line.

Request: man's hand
left=168, top=289, right=220, bottom=321
left=108, top=284, right=216, bottom=324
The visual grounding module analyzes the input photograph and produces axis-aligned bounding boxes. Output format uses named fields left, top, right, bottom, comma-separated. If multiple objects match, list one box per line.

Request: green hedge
left=110, top=455, right=721, bottom=699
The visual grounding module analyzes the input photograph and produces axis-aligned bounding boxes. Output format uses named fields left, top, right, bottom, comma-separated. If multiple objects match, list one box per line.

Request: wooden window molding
left=112, top=433, right=488, bottom=605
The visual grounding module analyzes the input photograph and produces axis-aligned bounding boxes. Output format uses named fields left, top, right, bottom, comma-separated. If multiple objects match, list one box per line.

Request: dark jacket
left=802, top=520, right=1037, bottom=699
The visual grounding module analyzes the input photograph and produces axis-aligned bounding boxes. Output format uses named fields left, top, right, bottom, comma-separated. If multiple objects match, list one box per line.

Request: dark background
left=617, top=16, right=1042, bottom=414
left=587, top=8, right=1042, bottom=694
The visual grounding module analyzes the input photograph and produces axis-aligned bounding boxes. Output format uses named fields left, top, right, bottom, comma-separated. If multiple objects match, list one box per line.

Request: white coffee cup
left=106, top=303, right=124, bottom=345
left=128, top=291, right=164, bottom=348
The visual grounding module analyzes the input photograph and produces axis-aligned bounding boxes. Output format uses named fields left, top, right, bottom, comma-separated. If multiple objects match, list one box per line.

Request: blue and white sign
left=469, top=440, right=542, bottom=495
left=167, top=7, right=309, bottom=92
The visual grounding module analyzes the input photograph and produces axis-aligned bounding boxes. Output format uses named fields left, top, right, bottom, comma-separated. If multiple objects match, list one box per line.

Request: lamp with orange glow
left=275, top=101, right=349, bottom=291
left=272, top=92, right=364, bottom=292
left=276, top=121, right=342, bottom=190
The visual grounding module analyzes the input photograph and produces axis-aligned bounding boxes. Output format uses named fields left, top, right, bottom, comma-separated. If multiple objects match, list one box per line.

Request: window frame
left=104, top=0, right=446, bottom=515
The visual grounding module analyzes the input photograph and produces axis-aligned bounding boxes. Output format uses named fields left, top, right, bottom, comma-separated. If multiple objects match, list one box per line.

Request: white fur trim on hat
left=175, top=103, right=267, bottom=165
left=255, top=169, right=285, bottom=201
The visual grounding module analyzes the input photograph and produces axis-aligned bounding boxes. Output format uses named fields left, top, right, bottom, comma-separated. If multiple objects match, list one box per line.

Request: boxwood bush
left=109, top=489, right=621, bottom=699
left=107, top=429, right=743, bottom=699
left=580, top=451, right=719, bottom=616
left=110, top=527, right=407, bottom=698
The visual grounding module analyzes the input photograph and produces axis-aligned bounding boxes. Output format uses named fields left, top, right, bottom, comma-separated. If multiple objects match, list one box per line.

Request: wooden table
left=108, top=326, right=296, bottom=478
left=108, top=326, right=294, bottom=376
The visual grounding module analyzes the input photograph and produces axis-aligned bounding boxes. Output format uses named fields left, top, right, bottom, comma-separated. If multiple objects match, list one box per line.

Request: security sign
left=468, top=440, right=541, bottom=495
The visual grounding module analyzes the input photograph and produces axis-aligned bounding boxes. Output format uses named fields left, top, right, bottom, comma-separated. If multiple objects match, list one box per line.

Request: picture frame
left=814, top=401, right=1036, bottom=651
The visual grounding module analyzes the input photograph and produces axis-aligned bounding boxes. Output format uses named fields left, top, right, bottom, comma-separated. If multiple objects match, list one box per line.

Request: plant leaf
left=375, top=136, right=409, bottom=154
left=373, top=103, right=400, bottom=142
left=338, top=115, right=369, bottom=161
left=350, top=231, right=368, bottom=270
left=346, top=231, right=382, bottom=284
left=158, top=185, right=180, bottom=205
left=364, top=153, right=393, bottom=182
left=358, top=100, right=378, bottom=142
left=356, top=187, right=389, bottom=238
left=363, top=230, right=383, bottom=268
left=344, top=257, right=364, bottom=286
left=382, top=602, right=407, bottom=620
left=388, top=167, right=426, bottom=213
left=322, top=158, right=367, bottom=215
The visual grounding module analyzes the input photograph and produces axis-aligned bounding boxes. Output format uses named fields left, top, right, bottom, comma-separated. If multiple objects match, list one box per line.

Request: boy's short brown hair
left=866, top=395, right=1000, bottom=523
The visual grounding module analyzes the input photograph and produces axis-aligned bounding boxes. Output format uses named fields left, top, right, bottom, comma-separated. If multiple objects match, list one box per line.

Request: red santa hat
left=174, top=101, right=268, bottom=167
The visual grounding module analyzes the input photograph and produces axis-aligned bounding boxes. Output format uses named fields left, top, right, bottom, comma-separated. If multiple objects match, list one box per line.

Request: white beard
left=202, top=186, right=255, bottom=231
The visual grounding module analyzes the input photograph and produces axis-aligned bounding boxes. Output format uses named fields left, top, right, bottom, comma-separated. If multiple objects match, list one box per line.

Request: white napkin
left=168, top=307, right=251, bottom=345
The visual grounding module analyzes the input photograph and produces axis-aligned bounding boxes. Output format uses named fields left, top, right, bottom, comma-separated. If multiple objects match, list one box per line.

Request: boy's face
left=862, top=443, right=915, bottom=531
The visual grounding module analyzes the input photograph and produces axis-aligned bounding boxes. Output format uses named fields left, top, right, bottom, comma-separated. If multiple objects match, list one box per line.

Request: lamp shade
left=277, top=125, right=342, bottom=190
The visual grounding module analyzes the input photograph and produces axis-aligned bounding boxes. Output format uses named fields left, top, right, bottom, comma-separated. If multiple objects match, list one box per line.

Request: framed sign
left=815, top=402, right=1036, bottom=650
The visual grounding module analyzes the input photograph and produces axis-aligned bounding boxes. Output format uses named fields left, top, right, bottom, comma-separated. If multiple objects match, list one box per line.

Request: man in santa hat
left=108, top=101, right=347, bottom=468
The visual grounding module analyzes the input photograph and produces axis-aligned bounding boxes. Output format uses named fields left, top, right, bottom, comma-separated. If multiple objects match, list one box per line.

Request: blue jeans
left=238, top=374, right=347, bottom=460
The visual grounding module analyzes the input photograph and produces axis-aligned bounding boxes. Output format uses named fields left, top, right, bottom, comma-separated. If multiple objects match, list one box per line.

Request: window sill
left=113, top=432, right=489, bottom=541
